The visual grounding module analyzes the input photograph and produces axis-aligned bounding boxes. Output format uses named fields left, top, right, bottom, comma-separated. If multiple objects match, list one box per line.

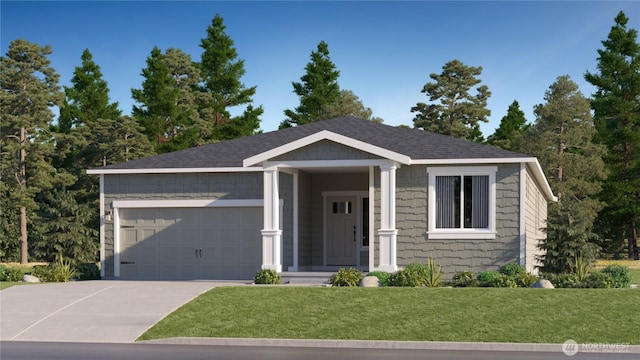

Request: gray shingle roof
left=94, top=116, right=531, bottom=170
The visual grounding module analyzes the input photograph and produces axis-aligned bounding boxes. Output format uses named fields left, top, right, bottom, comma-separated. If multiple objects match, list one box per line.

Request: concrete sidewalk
left=0, top=280, right=225, bottom=342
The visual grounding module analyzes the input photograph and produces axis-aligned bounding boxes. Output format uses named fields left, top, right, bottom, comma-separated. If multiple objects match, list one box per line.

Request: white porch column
left=262, top=166, right=282, bottom=272
left=378, top=162, right=398, bottom=272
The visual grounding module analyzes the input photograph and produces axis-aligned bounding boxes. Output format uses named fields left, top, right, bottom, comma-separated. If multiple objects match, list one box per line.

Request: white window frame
left=427, top=166, right=497, bottom=239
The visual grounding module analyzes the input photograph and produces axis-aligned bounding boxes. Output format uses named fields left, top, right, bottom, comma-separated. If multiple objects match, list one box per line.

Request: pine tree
left=520, top=75, right=607, bottom=272
left=132, top=47, right=205, bottom=152
left=320, top=90, right=383, bottom=123
left=487, top=100, right=529, bottom=151
left=281, top=41, right=340, bottom=128
left=585, top=11, right=640, bottom=260
left=412, top=59, right=491, bottom=142
left=198, top=14, right=262, bottom=139
left=0, top=39, right=64, bottom=264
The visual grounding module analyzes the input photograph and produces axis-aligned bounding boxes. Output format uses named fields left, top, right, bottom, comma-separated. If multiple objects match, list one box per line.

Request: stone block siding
left=394, top=164, right=521, bottom=278
left=272, top=140, right=382, bottom=161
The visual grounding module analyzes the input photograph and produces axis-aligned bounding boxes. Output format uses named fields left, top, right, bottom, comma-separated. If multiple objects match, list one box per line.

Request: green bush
left=487, top=274, right=517, bottom=288
left=253, top=269, right=281, bottom=284
left=498, top=262, right=526, bottom=277
left=30, top=265, right=54, bottom=282
left=389, top=260, right=442, bottom=287
left=330, top=268, right=363, bottom=287
left=583, top=272, right=615, bottom=288
left=514, top=272, right=538, bottom=287
left=30, top=258, right=77, bottom=282
left=543, top=273, right=581, bottom=288
left=367, top=271, right=391, bottom=286
left=601, top=265, right=632, bottom=288
left=476, top=271, right=501, bottom=286
left=76, top=263, right=101, bottom=280
left=0, top=265, right=26, bottom=282
left=451, top=271, right=478, bottom=287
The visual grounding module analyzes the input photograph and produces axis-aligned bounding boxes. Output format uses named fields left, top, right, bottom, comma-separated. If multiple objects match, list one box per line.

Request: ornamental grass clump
left=329, top=268, right=363, bottom=287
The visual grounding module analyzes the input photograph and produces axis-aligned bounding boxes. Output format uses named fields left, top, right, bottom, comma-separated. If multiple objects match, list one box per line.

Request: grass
left=138, top=287, right=638, bottom=344
left=0, top=281, right=24, bottom=290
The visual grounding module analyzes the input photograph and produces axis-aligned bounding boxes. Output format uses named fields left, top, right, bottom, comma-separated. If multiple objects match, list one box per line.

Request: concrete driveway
left=0, top=280, right=228, bottom=343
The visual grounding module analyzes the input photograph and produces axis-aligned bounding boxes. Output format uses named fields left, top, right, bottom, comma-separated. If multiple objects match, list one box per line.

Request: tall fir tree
left=487, top=100, right=529, bottom=151
left=520, top=75, right=607, bottom=272
left=198, top=14, right=262, bottom=140
left=58, top=49, right=121, bottom=133
left=411, top=59, right=491, bottom=142
left=585, top=11, right=640, bottom=260
left=0, top=39, right=65, bottom=264
left=132, top=47, right=204, bottom=152
left=281, top=41, right=340, bottom=128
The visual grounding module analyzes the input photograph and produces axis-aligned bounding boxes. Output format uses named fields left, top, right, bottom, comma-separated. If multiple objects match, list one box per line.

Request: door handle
left=353, top=225, right=357, bottom=242
left=199, top=249, right=202, bottom=257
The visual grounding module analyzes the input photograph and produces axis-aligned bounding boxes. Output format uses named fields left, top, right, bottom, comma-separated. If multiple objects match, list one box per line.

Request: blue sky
left=2, top=1, right=638, bottom=136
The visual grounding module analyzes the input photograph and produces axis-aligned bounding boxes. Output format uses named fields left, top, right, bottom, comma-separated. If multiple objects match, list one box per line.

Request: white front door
left=326, top=196, right=358, bottom=266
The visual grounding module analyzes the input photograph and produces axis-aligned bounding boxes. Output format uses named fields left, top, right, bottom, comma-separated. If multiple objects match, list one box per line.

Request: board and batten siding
left=394, top=164, right=522, bottom=279
left=524, top=170, right=547, bottom=274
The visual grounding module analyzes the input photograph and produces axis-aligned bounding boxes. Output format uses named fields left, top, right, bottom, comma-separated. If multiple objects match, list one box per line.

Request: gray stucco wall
left=393, top=164, right=521, bottom=278
left=102, top=172, right=264, bottom=277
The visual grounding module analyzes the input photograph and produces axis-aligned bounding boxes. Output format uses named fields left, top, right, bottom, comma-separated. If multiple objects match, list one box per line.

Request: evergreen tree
left=320, top=90, right=383, bottom=123
left=487, top=100, right=529, bottom=151
left=58, top=49, right=121, bottom=133
left=520, top=75, right=607, bottom=272
left=412, top=59, right=491, bottom=142
left=0, top=39, right=64, bottom=264
left=585, top=11, right=640, bottom=260
left=132, top=47, right=204, bottom=152
left=198, top=14, right=262, bottom=139
left=281, top=41, right=340, bottom=128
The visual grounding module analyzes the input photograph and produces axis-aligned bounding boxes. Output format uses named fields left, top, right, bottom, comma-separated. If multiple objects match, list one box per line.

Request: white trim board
left=112, top=199, right=264, bottom=208
left=86, top=167, right=263, bottom=175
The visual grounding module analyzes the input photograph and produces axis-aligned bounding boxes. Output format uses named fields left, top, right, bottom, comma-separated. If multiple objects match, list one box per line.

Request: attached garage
left=115, top=204, right=263, bottom=280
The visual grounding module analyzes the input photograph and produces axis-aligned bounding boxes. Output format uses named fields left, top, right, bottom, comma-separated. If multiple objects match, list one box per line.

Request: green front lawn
left=139, top=287, right=638, bottom=344
left=0, top=281, right=22, bottom=290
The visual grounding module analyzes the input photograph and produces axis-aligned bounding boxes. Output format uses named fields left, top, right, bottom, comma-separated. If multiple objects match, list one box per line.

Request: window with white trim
left=427, top=166, right=497, bottom=239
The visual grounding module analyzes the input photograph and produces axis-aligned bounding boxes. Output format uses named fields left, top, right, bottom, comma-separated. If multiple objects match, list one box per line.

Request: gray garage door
left=118, top=207, right=263, bottom=280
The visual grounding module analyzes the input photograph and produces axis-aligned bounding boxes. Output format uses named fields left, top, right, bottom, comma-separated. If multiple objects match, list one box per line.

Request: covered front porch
left=259, top=160, right=401, bottom=274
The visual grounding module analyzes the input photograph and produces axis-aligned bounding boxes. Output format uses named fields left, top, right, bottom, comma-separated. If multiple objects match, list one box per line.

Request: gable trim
left=242, top=130, right=411, bottom=167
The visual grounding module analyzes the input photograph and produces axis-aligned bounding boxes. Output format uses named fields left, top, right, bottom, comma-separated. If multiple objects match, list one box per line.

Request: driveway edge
left=142, top=337, right=640, bottom=354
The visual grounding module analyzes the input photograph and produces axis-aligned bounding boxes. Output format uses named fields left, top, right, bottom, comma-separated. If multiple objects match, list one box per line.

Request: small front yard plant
left=329, top=267, right=363, bottom=287
left=253, top=269, right=281, bottom=284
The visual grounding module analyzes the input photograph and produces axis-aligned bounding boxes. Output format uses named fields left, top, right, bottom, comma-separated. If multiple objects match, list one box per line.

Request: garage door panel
left=119, top=206, right=263, bottom=280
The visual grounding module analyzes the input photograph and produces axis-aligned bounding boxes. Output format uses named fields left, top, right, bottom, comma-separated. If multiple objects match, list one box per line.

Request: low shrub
left=601, top=265, right=632, bottom=288
left=514, top=272, right=538, bottom=287
left=366, top=271, right=391, bottom=286
left=0, top=265, right=27, bottom=282
left=76, top=263, right=101, bottom=280
left=583, top=272, right=615, bottom=288
left=498, top=262, right=526, bottom=277
left=544, top=271, right=615, bottom=288
left=254, top=269, right=281, bottom=284
left=30, top=258, right=77, bottom=282
left=389, top=260, right=442, bottom=287
left=476, top=271, right=501, bottom=286
left=451, top=271, right=478, bottom=287
left=330, top=268, right=363, bottom=287
left=487, top=274, right=517, bottom=288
